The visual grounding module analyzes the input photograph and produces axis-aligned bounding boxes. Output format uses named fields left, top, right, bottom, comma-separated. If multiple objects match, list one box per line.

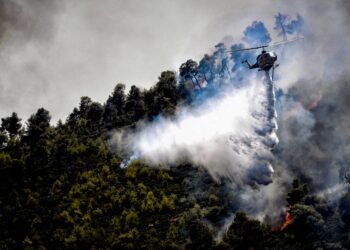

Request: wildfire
left=272, top=206, right=292, bottom=232
left=280, top=208, right=292, bottom=230
left=309, top=92, right=323, bottom=110
left=299, top=91, right=323, bottom=111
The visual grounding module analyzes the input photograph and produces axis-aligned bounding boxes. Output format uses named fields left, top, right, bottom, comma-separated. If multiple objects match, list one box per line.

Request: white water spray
left=115, top=70, right=279, bottom=185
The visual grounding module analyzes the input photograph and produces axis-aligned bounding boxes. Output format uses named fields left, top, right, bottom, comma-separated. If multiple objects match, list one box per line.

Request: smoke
left=261, top=1, right=350, bottom=222
left=275, top=1, right=350, bottom=91
left=272, top=0, right=350, bottom=190
left=108, top=0, right=350, bottom=221
left=0, top=0, right=64, bottom=120
left=2, top=0, right=350, bottom=233
left=275, top=74, right=350, bottom=191
left=111, top=2, right=350, bottom=229
left=1, top=0, right=349, bottom=124
left=108, top=63, right=285, bottom=234
left=109, top=68, right=285, bottom=235
left=113, top=71, right=278, bottom=185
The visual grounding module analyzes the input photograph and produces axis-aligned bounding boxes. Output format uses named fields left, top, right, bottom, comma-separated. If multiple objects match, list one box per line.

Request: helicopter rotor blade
left=229, top=45, right=268, bottom=53
left=268, top=36, right=304, bottom=48
left=227, top=37, right=303, bottom=53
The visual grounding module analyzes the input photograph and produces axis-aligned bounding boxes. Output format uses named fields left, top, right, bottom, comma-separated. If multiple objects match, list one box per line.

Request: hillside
left=1, top=12, right=350, bottom=249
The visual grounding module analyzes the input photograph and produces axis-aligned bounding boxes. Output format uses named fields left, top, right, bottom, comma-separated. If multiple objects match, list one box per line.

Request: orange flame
left=272, top=206, right=292, bottom=232
left=281, top=209, right=292, bottom=230
left=309, top=92, right=323, bottom=110
left=281, top=212, right=292, bottom=230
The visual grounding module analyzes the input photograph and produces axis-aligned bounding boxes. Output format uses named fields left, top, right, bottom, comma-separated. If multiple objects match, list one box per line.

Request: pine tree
left=1, top=112, right=22, bottom=137
left=103, top=83, right=126, bottom=129
left=24, top=108, right=51, bottom=172
left=179, top=60, right=201, bottom=89
left=125, top=85, right=146, bottom=124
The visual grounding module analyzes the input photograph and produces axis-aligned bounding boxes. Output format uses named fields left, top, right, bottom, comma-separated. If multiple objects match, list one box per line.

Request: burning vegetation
left=280, top=206, right=292, bottom=230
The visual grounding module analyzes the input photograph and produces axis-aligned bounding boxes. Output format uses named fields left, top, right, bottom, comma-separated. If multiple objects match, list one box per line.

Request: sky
left=0, top=0, right=349, bottom=122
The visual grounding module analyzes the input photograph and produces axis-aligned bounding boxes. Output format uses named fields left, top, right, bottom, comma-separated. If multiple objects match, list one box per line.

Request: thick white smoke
left=115, top=71, right=278, bottom=186
left=108, top=1, right=350, bottom=224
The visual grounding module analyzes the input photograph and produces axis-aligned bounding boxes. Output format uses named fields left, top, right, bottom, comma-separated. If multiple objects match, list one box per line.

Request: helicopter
left=241, top=49, right=277, bottom=71
left=182, top=37, right=302, bottom=88
left=229, top=37, right=303, bottom=79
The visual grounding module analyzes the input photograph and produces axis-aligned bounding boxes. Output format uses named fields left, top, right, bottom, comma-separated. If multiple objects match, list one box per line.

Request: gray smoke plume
left=113, top=1, right=350, bottom=230
left=2, top=0, right=350, bottom=231
left=111, top=1, right=350, bottom=226
left=110, top=67, right=284, bottom=235
left=113, top=69, right=278, bottom=186
left=1, top=0, right=349, bottom=124
left=275, top=74, right=350, bottom=193
left=0, top=0, right=64, bottom=119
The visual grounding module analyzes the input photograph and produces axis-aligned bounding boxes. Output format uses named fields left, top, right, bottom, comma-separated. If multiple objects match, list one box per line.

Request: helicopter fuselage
left=257, top=51, right=277, bottom=71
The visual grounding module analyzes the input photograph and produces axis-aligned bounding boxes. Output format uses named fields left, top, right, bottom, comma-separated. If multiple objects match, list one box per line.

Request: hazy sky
left=0, top=0, right=348, bottom=122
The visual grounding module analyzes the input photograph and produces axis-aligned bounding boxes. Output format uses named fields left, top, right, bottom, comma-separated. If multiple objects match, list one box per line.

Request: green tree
left=0, top=130, right=8, bottom=149
left=145, top=71, right=180, bottom=118
left=23, top=108, right=51, bottom=172
left=179, top=60, right=201, bottom=89
left=125, top=85, right=146, bottom=124
left=1, top=112, right=22, bottom=137
left=186, top=220, right=213, bottom=250
left=25, top=108, right=51, bottom=146
left=223, top=211, right=269, bottom=250
left=78, top=96, right=93, bottom=118
left=86, top=102, right=104, bottom=134
left=103, top=83, right=126, bottom=129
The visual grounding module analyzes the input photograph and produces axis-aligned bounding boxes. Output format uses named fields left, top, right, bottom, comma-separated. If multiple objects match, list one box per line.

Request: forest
left=1, top=13, right=350, bottom=250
